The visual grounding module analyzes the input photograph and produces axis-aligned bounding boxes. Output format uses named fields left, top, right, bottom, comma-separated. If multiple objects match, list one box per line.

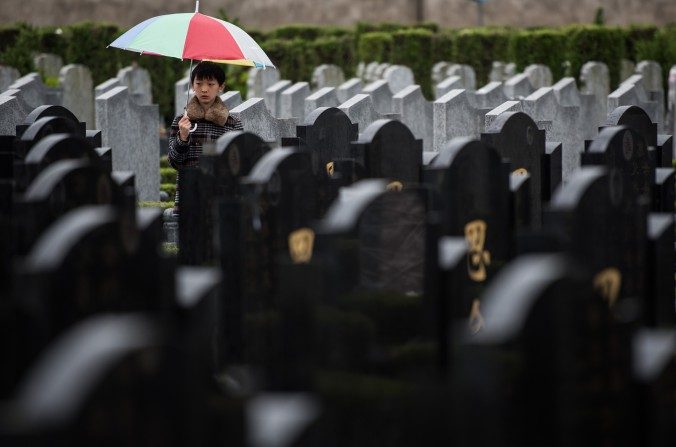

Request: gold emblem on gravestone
left=593, top=267, right=622, bottom=307
left=386, top=181, right=403, bottom=192
left=288, top=228, right=314, bottom=264
left=512, top=168, right=529, bottom=177
left=326, top=162, right=335, bottom=177
left=228, top=147, right=241, bottom=175
left=464, top=219, right=491, bottom=282
left=469, top=299, right=485, bottom=334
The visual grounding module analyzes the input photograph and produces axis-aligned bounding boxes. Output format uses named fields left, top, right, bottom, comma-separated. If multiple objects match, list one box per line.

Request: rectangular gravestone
left=95, top=86, right=160, bottom=201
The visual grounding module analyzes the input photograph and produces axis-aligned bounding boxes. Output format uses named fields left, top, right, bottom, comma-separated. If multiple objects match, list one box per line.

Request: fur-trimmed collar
left=185, top=95, right=229, bottom=126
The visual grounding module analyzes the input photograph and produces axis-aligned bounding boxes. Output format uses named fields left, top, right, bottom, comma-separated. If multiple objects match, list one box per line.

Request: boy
left=167, top=61, right=243, bottom=212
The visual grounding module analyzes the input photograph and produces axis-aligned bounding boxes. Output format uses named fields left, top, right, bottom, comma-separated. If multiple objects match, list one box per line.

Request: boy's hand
left=178, top=112, right=191, bottom=141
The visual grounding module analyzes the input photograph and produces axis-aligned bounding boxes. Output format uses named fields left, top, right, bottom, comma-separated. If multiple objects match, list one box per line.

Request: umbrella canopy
left=109, top=9, right=274, bottom=68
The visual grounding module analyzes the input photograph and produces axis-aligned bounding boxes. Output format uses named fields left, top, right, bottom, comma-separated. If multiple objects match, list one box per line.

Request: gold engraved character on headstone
left=288, top=227, right=315, bottom=264
left=469, top=299, right=485, bottom=334
left=386, top=181, right=403, bottom=191
left=464, top=219, right=491, bottom=282
left=326, top=161, right=335, bottom=177
left=512, top=167, right=529, bottom=176
left=593, top=267, right=622, bottom=307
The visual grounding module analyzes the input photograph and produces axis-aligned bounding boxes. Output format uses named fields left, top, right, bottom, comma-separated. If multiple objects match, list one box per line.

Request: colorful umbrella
left=108, top=1, right=274, bottom=69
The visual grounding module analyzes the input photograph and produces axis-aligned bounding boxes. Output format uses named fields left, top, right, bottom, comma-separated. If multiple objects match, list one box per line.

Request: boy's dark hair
left=190, top=61, right=226, bottom=85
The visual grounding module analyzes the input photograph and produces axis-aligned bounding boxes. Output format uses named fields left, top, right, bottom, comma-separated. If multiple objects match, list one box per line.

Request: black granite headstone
left=351, top=119, right=423, bottom=186
left=547, top=166, right=648, bottom=311
left=481, top=111, right=548, bottom=226
left=645, top=214, right=675, bottom=327
left=459, top=254, right=614, bottom=445
left=423, top=137, right=512, bottom=322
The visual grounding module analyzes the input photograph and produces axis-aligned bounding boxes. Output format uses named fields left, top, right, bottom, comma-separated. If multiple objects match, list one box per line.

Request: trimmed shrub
left=309, top=35, right=357, bottom=78
left=262, top=38, right=312, bottom=81
left=0, top=23, right=41, bottom=73
left=390, top=29, right=434, bottom=98
left=432, top=30, right=457, bottom=65
left=160, top=167, right=177, bottom=184
left=357, top=32, right=394, bottom=64
left=564, top=25, right=625, bottom=89
left=63, top=22, right=126, bottom=86
left=509, top=29, right=568, bottom=81
left=624, top=24, right=659, bottom=62
left=454, top=27, right=513, bottom=86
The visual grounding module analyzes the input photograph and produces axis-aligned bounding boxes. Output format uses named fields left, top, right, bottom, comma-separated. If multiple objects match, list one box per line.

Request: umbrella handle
left=189, top=123, right=198, bottom=133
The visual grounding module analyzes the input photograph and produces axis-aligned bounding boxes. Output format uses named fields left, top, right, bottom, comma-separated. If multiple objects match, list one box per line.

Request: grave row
left=0, top=80, right=674, bottom=445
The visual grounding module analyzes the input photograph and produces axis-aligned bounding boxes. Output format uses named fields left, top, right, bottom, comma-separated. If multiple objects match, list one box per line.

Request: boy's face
left=192, top=76, right=224, bottom=107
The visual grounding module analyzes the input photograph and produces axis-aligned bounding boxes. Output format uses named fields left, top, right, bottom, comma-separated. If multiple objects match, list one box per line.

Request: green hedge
left=357, top=32, right=394, bottom=64
left=160, top=167, right=177, bottom=184
left=390, top=29, right=434, bottom=99
left=563, top=25, right=625, bottom=89
left=510, top=29, right=568, bottom=81
left=432, top=30, right=457, bottom=64
left=2, top=20, right=675, bottom=127
left=454, top=28, right=512, bottom=86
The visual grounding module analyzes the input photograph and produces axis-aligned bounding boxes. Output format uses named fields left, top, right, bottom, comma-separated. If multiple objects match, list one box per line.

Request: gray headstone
left=580, top=61, right=610, bottom=113
left=504, top=73, right=535, bottom=99
left=94, top=78, right=120, bottom=98
left=264, top=80, right=292, bottom=118
left=435, top=75, right=462, bottom=100
left=364, top=62, right=380, bottom=82
left=220, top=90, right=242, bottom=110
left=246, top=67, right=280, bottom=100
left=0, top=94, right=28, bottom=135
left=338, top=93, right=400, bottom=132
left=433, top=89, right=488, bottom=151
left=336, top=78, right=362, bottom=104
left=0, top=65, right=20, bottom=92
left=392, top=85, right=433, bottom=151
left=311, top=64, right=345, bottom=89
left=230, top=97, right=297, bottom=146
left=620, top=59, right=636, bottom=83
left=524, top=64, right=553, bottom=89
left=523, top=85, right=582, bottom=181
left=280, top=81, right=310, bottom=120
left=611, top=75, right=659, bottom=125
left=504, top=63, right=517, bottom=79
left=473, top=81, right=508, bottom=110
left=447, top=64, right=476, bottom=90
left=356, top=62, right=366, bottom=80
left=484, top=100, right=523, bottom=130
left=95, top=86, right=159, bottom=201
left=374, top=63, right=391, bottom=80
left=635, top=60, right=666, bottom=131
left=383, top=65, right=414, bottom=94
left=59, top=64, right=94, bottom=129
left=304, top=87, right=339, bottom=118
left=8, top=73, right=61, bottom=109
left=117, top=65, right=153, bottom=105
left=489, top=61, right=505, bottom=82
left=33, top=53, right=63, bottom=79
left=362, top=79, right=394, bottom=115
left=636, top=61, right=663, bottom=92
left=432, top=62, right=450, bottom=84
left=554, top=77, right=603, bottom=142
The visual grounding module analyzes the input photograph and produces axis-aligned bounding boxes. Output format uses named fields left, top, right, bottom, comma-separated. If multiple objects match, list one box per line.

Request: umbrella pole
left=185, top=58, right=194, bottom=111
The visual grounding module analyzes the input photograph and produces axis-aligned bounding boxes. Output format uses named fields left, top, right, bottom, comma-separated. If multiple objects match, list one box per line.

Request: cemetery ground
left=0, top=22, right=675, bottom=445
